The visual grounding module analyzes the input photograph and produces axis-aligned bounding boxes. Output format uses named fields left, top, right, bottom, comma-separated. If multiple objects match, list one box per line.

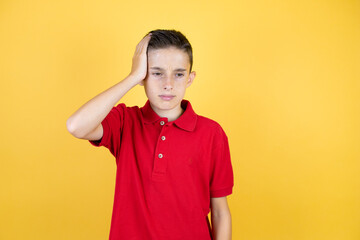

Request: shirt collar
left=140, top=99, right=197, bottom=132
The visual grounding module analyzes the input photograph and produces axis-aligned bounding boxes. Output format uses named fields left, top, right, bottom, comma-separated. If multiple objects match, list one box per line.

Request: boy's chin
left=149, top=99, right=182, bottom=110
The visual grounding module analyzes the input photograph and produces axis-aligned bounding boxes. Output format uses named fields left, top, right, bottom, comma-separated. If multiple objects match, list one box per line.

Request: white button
left=160, top=121, right=165, bottom=125
left=161, top=136, right=166, bottom=141
left=158, top=153, right=163, bottom=158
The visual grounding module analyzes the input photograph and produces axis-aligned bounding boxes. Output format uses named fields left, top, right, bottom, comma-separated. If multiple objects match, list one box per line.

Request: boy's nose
left=163, top=77, right=174, bottom=90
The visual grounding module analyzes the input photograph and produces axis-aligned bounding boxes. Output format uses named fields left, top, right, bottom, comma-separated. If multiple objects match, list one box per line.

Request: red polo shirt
left=89, top=99, right=234, bottom=240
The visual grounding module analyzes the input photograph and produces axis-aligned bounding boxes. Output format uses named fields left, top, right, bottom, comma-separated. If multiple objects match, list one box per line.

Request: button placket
left=153, top=121, right=170, bottom=175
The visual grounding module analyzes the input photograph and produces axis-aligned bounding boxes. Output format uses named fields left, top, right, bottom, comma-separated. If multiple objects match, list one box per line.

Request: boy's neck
left=150, top=102, right=184, bottom=122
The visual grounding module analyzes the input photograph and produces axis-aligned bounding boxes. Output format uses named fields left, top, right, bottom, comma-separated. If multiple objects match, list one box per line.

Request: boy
left=66, top=29, right=234, bottom=240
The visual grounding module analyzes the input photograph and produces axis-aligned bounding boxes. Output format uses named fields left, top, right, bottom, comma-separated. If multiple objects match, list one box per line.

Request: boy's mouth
left=159, top=95, right=175, bottom=101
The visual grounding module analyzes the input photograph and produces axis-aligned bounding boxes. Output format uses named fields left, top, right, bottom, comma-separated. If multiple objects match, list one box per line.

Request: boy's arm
left=66, top=33, right=151, bottom=140
left=210, top=196, right=232, bottom=240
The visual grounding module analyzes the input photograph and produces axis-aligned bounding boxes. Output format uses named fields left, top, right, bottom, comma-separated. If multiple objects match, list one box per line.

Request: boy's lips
left=159, top=95, right=175, bottom=101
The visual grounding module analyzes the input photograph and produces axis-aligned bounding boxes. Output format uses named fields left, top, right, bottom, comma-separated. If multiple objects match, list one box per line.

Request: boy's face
left=140, top=47, right=196, bottom=118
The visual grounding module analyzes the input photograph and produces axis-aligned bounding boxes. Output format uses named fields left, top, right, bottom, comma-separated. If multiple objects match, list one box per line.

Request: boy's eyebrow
left=150, top=67, right=187, bottom=72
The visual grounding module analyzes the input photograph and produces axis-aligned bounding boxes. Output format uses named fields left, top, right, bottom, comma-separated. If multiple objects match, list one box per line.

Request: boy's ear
left=186, top=71, right=196, bottom=88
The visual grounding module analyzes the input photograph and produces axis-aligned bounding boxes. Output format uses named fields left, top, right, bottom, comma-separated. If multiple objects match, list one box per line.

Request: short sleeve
left=209, top=127, right=234, bottom=198
left=88, top=103, right=126, bottom=158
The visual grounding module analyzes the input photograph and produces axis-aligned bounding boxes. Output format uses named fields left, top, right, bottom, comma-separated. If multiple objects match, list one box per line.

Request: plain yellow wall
left=1, top=0, right=359, bottom=239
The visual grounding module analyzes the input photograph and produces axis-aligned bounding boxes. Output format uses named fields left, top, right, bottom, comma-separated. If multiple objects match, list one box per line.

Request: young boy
left=66, top=29, right=234, bottom=240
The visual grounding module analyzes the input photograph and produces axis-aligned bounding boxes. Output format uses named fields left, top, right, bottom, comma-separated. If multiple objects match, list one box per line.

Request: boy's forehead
left=147, top=47, right=190, bottom=70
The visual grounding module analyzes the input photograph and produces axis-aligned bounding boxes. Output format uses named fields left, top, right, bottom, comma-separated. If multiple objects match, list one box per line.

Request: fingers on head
left=136, top=33, right=151, bottom=54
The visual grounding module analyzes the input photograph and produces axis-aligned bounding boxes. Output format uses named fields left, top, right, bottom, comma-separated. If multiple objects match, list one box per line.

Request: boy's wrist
left=123, top=74, right=143, bottom=87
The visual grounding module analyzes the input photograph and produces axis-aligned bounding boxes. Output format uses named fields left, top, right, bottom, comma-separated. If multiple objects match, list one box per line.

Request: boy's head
left=140, top=29, right=196, bottom=120
left=146, top=29, right=193, bottom=73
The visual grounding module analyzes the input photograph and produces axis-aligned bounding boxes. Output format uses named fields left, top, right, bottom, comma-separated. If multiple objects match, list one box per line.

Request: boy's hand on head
left=129, top=33, right=152, bottom=83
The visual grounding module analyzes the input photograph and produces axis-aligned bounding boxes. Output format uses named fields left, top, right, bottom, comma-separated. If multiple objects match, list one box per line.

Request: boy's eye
left=152, top=72, right=162, bottom=76
left=176, top=73, right=184, bottom=77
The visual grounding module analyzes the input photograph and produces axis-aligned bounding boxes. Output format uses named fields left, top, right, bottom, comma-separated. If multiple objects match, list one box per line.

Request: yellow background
left=1, top=0, right=359, bottom=239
